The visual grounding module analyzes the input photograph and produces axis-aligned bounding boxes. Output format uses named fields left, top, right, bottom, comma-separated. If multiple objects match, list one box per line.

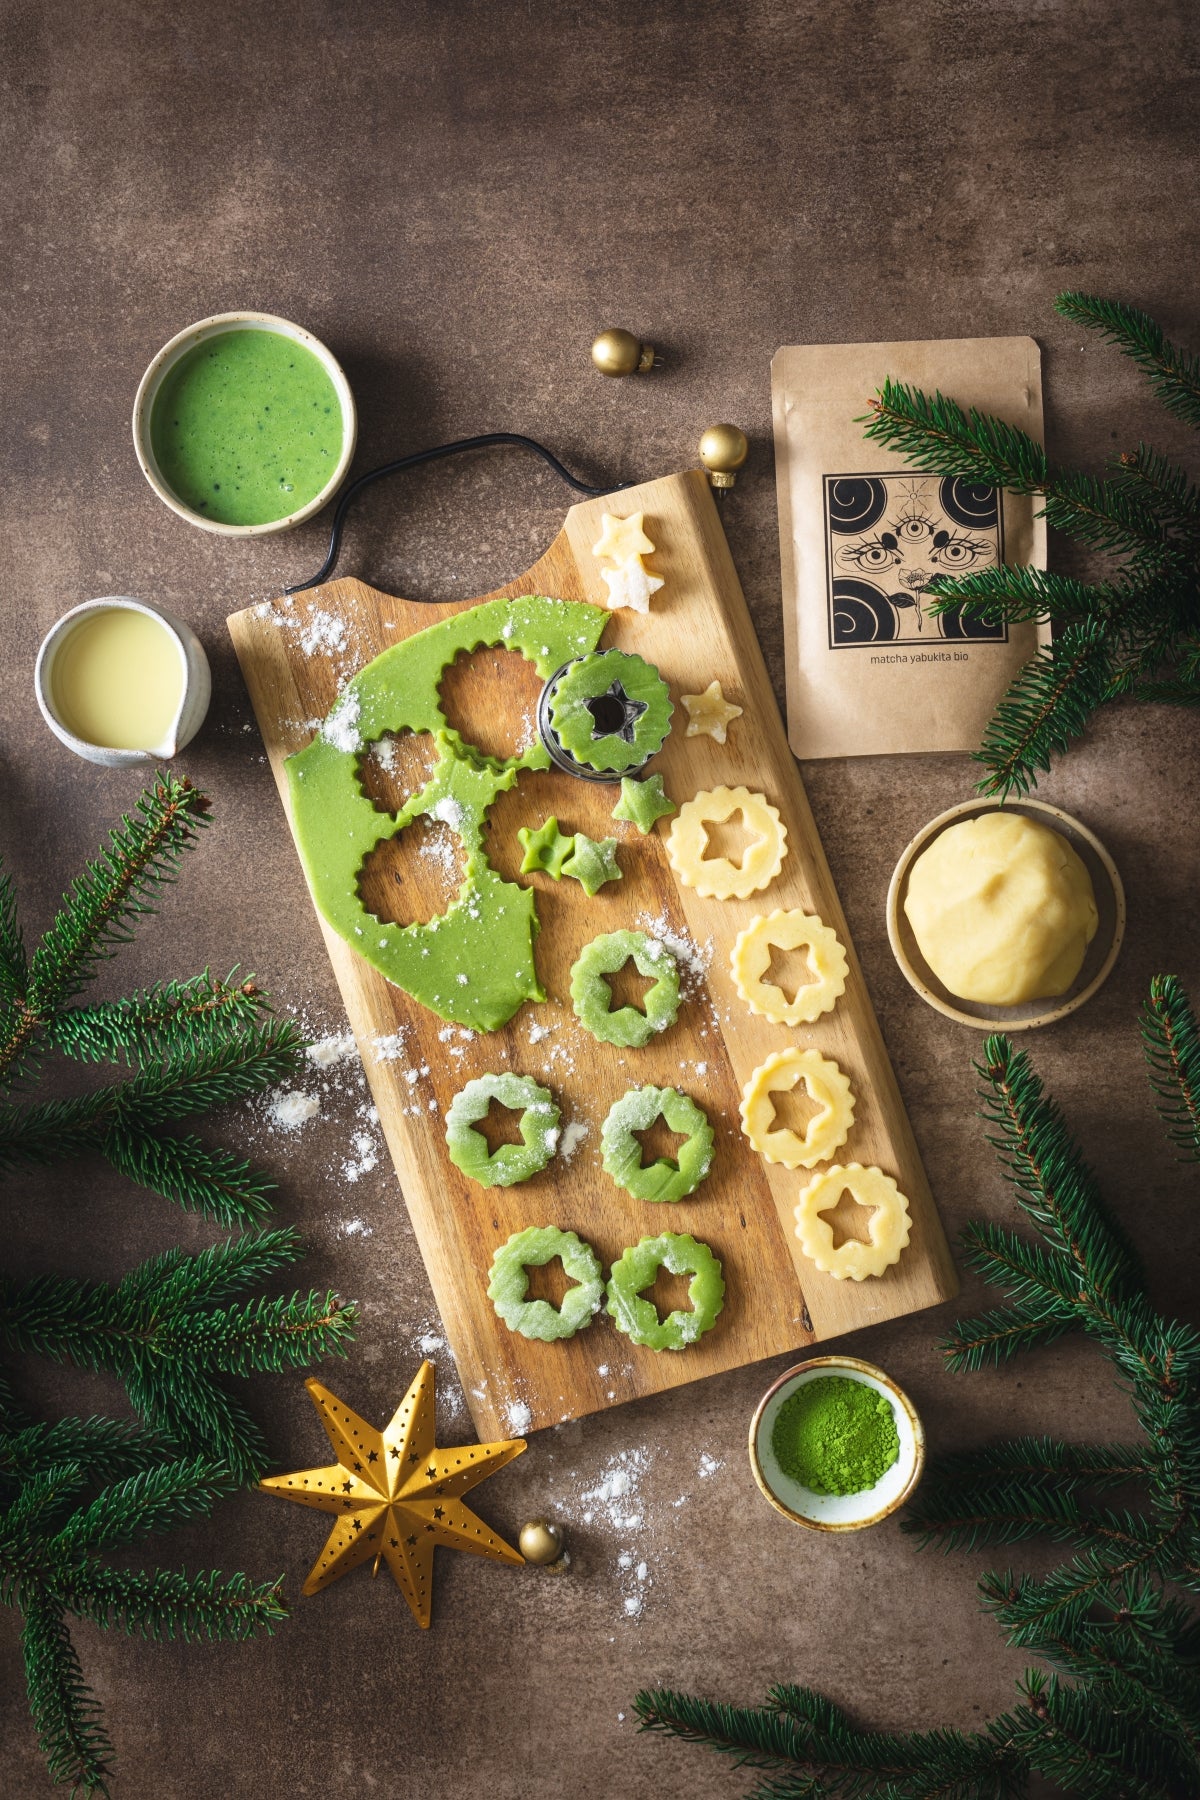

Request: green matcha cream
left=150, top=328, right=343, bottom=526
left=771, top=1375, right=900, bottom=1496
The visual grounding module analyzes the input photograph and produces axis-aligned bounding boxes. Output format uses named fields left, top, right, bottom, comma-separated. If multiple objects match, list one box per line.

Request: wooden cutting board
left=229, top=469, right=957, bottom=1439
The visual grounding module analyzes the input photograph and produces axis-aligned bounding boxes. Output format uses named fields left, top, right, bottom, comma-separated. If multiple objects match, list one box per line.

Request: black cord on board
left=285, top=432, right=631, bottom=594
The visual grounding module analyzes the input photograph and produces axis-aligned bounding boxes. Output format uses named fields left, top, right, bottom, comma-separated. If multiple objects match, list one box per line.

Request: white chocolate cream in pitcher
left=50, top=607, right=184, bottom=751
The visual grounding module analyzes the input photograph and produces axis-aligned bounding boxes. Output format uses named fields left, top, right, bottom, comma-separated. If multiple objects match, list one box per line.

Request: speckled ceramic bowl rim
left=132, top=310, right=357, bottom=538
left=748, top=1355, right=925, bottom=1532
left=886, top=797, right=1126, bottom=1032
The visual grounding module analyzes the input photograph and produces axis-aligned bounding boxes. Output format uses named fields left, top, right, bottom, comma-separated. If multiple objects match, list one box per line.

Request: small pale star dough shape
left=794, top=1163, right=912, bottom=1281
left=667, top=785, right=787, bottom=900
left=518, top=816, right=575, bottom=880
left=563, top=833, right=622, bottom=896
left=592, top=511, right=656, bottom=564
left=612, top=773, right=676, bottom=834
left=731, top=909, right=849, bottom=1025
left=740, top=1048, right=855, bottom=1169
left=681, top=680, right=743, bottom=744
left=599, top=561, right=664, bottom=616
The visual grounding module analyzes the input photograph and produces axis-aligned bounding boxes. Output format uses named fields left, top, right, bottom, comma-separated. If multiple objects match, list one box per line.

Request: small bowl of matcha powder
left=749, top=1357, right=924, bottom=1531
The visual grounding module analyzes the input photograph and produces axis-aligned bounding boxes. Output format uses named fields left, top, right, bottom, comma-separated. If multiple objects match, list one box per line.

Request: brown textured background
left=2, top=2, right=1198, bottom=1794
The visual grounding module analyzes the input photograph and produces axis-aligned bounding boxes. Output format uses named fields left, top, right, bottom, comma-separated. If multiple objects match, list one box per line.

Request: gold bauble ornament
left=699, top=423, right=750, bottom=490
left=519, top=1518, right=564, bottom=1565
left=591, top=328, right=656, bottom=378
left=259, top=1361, right=525, bottom=1628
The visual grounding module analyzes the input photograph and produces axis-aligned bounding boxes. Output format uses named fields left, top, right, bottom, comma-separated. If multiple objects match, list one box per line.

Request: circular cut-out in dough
left=605, top=1232, right=725, bottom=1350
left=794, top=1163, right=912, bottom=1282
left=445, top=1072, right=561, bottom=1188
left=487, top=1226, right=604, bottom=1341
left=739, top=1048, right=855, bottom=1170
left=731, top=909, right=848, bottom=1025
left=600, top=1084, right=714, bottom=1202
left=667, top=785, right=787, bottom=901
left=570, top=929, right=681, bottom=1048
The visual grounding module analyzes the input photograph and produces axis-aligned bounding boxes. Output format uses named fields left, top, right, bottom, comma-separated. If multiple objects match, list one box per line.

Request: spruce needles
left=0, top=774, right=357, bottom=1795
left=636, top=974, right=1200, bottom=1799
left=861, top=293, right=1200, bottom=798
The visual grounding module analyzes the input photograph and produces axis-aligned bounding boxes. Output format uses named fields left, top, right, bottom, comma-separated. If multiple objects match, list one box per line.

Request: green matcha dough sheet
left=287, top=593, right=607, bottom=1032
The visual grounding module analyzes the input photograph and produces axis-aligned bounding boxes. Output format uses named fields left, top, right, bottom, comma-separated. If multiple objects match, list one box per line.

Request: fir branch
left=63, top=1563, right=288, bottom=1643
left=1056, top=291, right=1200, bottom=432
left=47, top=969, right=271, bottom=1065
left=926, top=566, right=1114, bottom=625
left=916, top=1437, right=1152, bottom=1490
left=1009, top=1668, right=1192, bottom=1800
left=102, top=1127, right=276, bottom=1227
left=16, top=773, right=210, bottom=1041
left=1142, top=974, right=1200, bottom=1159
left=1111, top=444, right=1200, bottom=535
left=20, top=1588, right=114, bottom=1796
left=52, top=1459, right=239, bottom=1556
left=906, top=1481, right=1160, bottom=1557
left=0, top=861, right=26, bottom=1005
left=972, top=619, right=1116, bottom=798
left=940, top=1297, right=1075, bottom=1373
left=0, top=1416, right=169, bottom=1490
left=863, top=381, right=1048, bottom=492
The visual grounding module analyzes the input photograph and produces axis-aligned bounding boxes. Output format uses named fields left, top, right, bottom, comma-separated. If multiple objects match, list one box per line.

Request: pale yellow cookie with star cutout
left=591, top=510, right=656, bottom=564
left=739, top=1048, right=855, bottom=1169
left=667, top=785, right=786, bottom=900
left=793, top=1163, right=912, bottom=1281
left=681, top=679, right=742, bottom=744
left=731, top=909, right=849, bottom=1025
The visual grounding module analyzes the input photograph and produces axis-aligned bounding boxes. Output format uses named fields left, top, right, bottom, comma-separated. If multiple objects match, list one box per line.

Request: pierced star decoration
left=682, top=679, right=743, bottom=744
left=259, top=1362, right=525, bottom=1628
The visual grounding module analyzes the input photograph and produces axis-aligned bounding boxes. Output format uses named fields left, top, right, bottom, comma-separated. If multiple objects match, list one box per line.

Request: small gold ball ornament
left=519, top=1518, right=564, bottom=1565
left=591, top=328, right=656, bottom=378
left=699, top=423, right=750, bottom=490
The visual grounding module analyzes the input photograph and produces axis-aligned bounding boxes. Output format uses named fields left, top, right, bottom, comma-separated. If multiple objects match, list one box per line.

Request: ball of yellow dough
left=904, top=812, right=1099, bottom=1005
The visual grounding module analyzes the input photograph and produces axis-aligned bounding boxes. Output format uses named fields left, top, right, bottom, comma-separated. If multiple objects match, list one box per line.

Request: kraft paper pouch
left=771, top=337, right=1049, bottom=760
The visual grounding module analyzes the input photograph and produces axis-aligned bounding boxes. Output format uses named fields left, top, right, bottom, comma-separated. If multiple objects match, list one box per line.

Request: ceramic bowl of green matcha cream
left=133, top=311, right=357, bottom=536
left=749, top=1356, right=924, bottom=1532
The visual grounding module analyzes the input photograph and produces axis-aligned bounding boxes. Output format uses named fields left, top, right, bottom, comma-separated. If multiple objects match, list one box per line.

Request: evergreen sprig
left=1, top=776, right=358, bottom=1794
left=861, top=294, right=1200, bottom=796
left=635, top=976, right=1200, bottom=1798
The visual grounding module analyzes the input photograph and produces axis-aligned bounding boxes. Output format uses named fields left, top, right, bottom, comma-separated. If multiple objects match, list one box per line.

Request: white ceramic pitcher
left=34, top=596, right=212, bottom=767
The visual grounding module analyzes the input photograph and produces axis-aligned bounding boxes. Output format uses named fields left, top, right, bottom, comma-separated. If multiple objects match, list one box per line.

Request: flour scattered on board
left=505, top=1399, right=533, bottom=1435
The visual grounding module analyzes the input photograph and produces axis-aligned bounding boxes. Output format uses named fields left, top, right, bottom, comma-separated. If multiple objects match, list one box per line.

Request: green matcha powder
left=770, top=1375, right=900, bottom=1496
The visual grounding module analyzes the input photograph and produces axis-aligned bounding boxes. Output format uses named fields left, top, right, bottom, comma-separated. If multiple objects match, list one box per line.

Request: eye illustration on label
left=824, top=474, right=1007, bottom=648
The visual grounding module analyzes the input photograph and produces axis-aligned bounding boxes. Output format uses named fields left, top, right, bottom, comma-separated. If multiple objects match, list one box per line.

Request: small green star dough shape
left=286, top=594, right=607, bottom=1032
left=605, top=1233, right=725, bottom=1351
left=487, top=1226, right=604, bottom=1341
left=600, top=1084, right=714, bottom=1202
left=445, top=1073, right=561, bottom=1188
left=570, top=929, right=681, bottom=1048
left=562, top=834, right=622, bottom=897
left=612, top=773, right=676, bottom=834
left=548, top=648, right=673, bottom=774
left=518, top=816, right=576, bottom=879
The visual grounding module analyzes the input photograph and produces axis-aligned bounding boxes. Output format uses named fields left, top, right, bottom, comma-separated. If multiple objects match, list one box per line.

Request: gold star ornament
left=260, top=1362, right=526, bottom=1627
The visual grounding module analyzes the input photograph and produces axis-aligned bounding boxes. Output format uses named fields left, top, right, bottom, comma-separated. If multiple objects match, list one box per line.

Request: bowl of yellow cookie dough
left=886, top=798, right=1125, bottom=1031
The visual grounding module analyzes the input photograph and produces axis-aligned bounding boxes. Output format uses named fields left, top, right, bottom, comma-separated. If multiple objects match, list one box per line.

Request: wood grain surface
left=228, top=470, right=957, bottom=1438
